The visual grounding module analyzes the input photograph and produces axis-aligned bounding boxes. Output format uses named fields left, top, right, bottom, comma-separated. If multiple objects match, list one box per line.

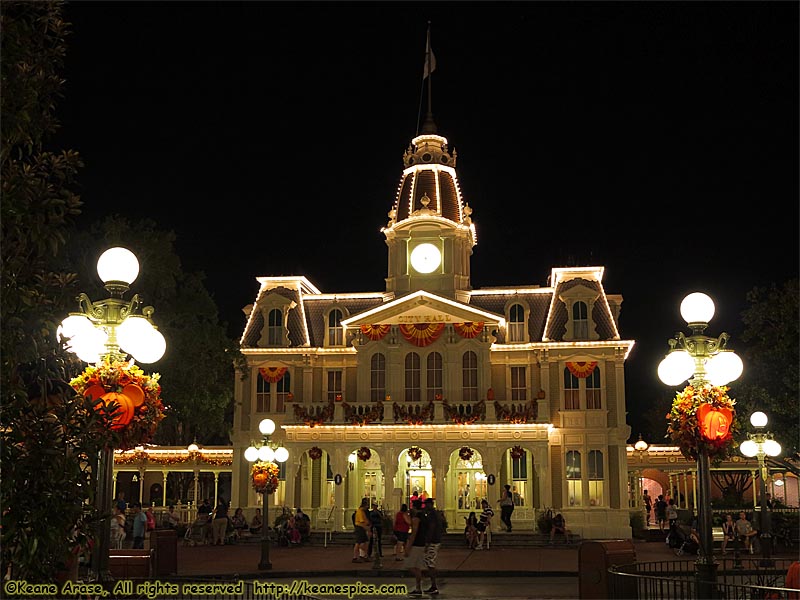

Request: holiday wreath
left=510, top=445, right=525, bottom=460
left=666, top=384, right=739, bottom=462
left=407, top=446, right=423, bottom=461
left=357, top=446, right=372, bottom=461
left=459, top=446, right=474, bottom=461
left=70, top=359, right=165, bottom=451
left=308, top=446, right=323, bottom=460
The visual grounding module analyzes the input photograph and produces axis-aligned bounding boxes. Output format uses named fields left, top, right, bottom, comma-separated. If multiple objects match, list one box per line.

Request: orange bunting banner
left=399, top=323, right=445, bottom=347
left=454, top=322, right=484, bottom=339
left=259, top=367, right=287, bottom=383
left=566, top=361, right=597, bottom=378
left=360, top=324, right=391, bottom=341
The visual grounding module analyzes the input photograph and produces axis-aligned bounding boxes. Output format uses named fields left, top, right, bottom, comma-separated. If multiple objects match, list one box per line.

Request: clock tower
left=383, top=126, right=476, bottom=303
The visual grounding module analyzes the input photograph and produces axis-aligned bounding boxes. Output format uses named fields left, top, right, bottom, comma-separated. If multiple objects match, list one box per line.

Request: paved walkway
left=172, top=538, right=769, bottom=579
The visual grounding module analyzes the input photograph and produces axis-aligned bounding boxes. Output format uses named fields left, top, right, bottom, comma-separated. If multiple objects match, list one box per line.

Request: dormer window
left=267, top=309, right=283, bottom=346
left=508, top=303, right=526, bottom=343
left=572, top=301, right=589, bottom=340
left=327, top=309, right=344, bottom=346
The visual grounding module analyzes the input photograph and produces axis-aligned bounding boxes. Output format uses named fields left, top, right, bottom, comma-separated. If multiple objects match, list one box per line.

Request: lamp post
left=740, top=411, right=781, bottom=566
left=658, top=292, right=743, bottom=596
left=244, top=418, right=288, bottom=570
left=58, top=247, right=166, bottom=581
left=633, top=435, right=649, bottom=515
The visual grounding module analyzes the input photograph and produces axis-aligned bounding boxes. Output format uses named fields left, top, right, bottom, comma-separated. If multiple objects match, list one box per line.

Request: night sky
left=51, top=2, right=798, bottom=441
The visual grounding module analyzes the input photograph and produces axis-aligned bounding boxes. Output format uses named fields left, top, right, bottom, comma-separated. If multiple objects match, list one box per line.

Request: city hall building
left=229, top=115, right=636, bottom=539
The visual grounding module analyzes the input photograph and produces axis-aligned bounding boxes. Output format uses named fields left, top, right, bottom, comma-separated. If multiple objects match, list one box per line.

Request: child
left=464, top=511, right=478, bottom=549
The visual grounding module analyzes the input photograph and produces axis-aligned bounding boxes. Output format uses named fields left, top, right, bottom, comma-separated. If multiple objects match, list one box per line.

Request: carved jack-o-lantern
left=253, top=472, right=267, bottom=486
left=697, top=403, right=733, bottom=441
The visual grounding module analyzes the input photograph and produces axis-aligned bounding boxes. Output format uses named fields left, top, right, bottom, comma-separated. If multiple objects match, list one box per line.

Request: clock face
left=410, top=243, right=441, bottom=274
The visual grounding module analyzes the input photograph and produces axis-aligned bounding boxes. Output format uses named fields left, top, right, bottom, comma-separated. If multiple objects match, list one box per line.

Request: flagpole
left=426, top=22, right=433, bottom=119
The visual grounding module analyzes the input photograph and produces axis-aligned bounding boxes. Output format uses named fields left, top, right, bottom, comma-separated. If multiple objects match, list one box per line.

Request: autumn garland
left=251, top=461, right=281, bottom=494
left=70, top=359, right=165, bottom=451
left=666, top=384, right=739, bottom=462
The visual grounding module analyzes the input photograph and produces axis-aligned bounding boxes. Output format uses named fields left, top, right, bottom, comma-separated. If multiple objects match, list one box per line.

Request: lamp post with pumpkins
left=58, top=247, right=166, bottom=581
left=244, top=418, right=288, bottom=570
left=658, top=292, right=743, bottom=594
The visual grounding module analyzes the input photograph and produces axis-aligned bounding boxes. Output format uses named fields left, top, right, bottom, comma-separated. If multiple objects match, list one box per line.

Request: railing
left=608, top=557, right=798, bottom=599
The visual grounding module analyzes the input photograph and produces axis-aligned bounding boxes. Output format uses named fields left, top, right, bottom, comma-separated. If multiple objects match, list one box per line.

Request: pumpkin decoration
left=696, top=403, right=733, bottom=441
left=251, top=461, right=280, bottom=494
left=666, top=384, right=739, bottom=462
left=308, top=446, right=323, bottom=460
left=357, top=446, right=371, bottom=461
left=459, top=446, right=474, bottom=461
left=70, top=359, right=165, bottom=450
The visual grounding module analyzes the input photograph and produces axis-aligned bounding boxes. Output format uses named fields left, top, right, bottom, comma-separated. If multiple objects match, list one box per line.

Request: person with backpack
left=351, top=497, right=371, bottom=563
left=404, top=498, right=428, bottom=597
left=422, top=497, right=443, bottom=596
left=498, top=484, right=514, bottom=532
left=367, top=505, right=384, bottom=559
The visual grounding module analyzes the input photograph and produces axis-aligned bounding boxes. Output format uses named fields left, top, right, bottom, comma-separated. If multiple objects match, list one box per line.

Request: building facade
left=229, top=118, right=636, bottom=539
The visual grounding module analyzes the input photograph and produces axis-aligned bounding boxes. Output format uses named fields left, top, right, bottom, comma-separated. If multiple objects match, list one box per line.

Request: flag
left=423, top=27, right=436, bottom=79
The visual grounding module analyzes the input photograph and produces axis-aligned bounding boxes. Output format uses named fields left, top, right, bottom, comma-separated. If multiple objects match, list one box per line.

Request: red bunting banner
left=454, top=322, right=484, bottom=339
left=566, top=361, right=597, bottom=378
left=259, top=367, right=287, bottom=383
left=399, top=323, right=445, bottom=347
left=360, top=324, right=391, bottom=341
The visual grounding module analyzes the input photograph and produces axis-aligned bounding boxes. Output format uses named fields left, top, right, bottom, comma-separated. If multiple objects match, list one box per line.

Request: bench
left=109, top=549, right=152, bottom=579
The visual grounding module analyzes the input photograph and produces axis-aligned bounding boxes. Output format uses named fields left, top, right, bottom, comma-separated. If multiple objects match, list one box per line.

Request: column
left=429, top=450, right=448, bottom=508
left=332, top=448, right=346, bottom=531
left=213, top=472, right=220, bottom=505
left=193, top=470, right=199, bottom=507
left=137, top=467, right=145, bottom=503
left=161, top=471, right=168, bottom=507
left=383, top=450, right=398, bottom=512
left=284, top=455, right=300, bottom=509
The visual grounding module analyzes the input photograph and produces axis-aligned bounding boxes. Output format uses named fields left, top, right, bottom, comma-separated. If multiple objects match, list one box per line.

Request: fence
left=608, top=557, right=799, bottom=599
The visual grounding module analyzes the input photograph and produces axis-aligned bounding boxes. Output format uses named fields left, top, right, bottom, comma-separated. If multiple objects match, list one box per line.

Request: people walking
left=131, top=502, right=147, bottom=549
left=352, top=497, right=371, bottom=563
left=499, top=484, right=514, bottom=532
left=422, top=497, right=443, bottom=595
left=655, top=494, right=668, bottom=532
left=643, top=489, right=652, bottom=525
left=404, top=498, right=428, bottom=597
left=393, top=503, right=411, bottom=561
left=367, top=505, right=384, bottom=558
left=212, top=498, right=229, bottom=546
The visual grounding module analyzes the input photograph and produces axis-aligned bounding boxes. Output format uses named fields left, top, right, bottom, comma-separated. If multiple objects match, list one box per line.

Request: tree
left=63, top=216, right=246, bottom=448
left=738, top=279, right=799, bottom=461
left=1, top=1, right=116, bottom=581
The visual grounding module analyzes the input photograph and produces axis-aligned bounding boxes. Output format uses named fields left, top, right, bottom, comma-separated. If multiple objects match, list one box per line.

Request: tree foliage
left=737, top=279, right=799, bottom=460
left=1, top=0, right=117, bottom=582
left=63, top=217, right=245, bottom=448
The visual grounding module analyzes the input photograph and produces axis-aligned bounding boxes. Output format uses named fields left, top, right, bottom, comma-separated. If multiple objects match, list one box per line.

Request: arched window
left=276, top=370, right=291, bottom=412
left=268, top=308, right=283, bottom=346
left=327, top=309, right=344, bottom=346
left=586, top=368, right=601, bottom=409
left=572, top=301, right=588, bottom=340
left=405, top=352, right=421, bottom=402
left=256, top=374, right=270, bottom=412
left=564, top=367, right=580, bottom=410
left=462, top=351, right=478, bottom=401
left=566, top=450, right=582, bottom=507
left=370, top=353, right=386, bottom=402
left=426, top=352, right=443, bottom=401
left=588, top=450, right=604, bottom=506
left=508, top=303, right=526, bottom=343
